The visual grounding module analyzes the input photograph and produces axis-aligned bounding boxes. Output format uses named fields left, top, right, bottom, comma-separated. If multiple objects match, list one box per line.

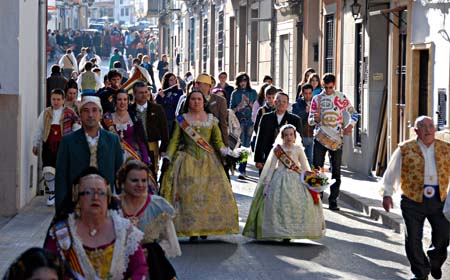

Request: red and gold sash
left=52, top=221, right=85, bottom=278
left=273, top=144, right=302, bottom=174
left=177, top=115, right=215, bottom=154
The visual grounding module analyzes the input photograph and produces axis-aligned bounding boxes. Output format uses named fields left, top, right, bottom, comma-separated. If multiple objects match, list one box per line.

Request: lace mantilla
left=182, top=113, right=218, bottom=128
left=67, top=211, right=143, bottom=280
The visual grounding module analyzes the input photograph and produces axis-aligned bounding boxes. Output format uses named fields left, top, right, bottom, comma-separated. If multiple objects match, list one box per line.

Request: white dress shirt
left=382, top=140, right=438, bottom=196
left=137, top=102, right=148, bottom=113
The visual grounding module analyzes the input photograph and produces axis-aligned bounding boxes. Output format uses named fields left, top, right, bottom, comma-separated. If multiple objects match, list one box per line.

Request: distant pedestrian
left=292, top=83, right=315, bottom=165
left=262, top=75, right=273, bottom=85
left=230, top=73, right=257, bottom=179
left=58, top=49, right=78, bottom=79
left=32, top=89, right=80, bottom=206
left=157, top=54, right=169, bottom=83
left=140, top=55, right=156, bottom=91
left=296, top=67, right=315, bottom=100
left=252, top=85, right=277, bottom=153
left=76, top=61, right=102, bottom=95
left=63, top=79, right=81, bottom=115
left=308, top=73, right=358, bottom=211
left=308, top=72, right=323, bottom=97
left=214, top=71, right=234, bottom=106
left=382, top=116, right=450, bottom=280
left=46, top=64, right=68, bottom=107
left=156, top=72, right=183, bottom=136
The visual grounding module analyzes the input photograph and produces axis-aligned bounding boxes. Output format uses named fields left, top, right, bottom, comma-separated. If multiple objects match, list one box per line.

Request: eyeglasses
left=79, top=189, right=107, bottom=198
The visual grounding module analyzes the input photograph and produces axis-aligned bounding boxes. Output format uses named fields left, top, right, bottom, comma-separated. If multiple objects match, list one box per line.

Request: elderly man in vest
left=382, top=116, right=450, bottom=280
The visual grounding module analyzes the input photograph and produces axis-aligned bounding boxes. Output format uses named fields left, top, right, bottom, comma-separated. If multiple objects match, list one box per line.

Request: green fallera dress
left=243, top=144, right=326, bottom=240
left=160, top=114, right=239, bottom=237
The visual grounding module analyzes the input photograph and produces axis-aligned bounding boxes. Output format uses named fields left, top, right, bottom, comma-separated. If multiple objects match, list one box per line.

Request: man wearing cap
left=382, top=116, right=450, bottom=280
left=55, top=96, right=123, bottom=212
left=195, top=73, right=229, bottom=147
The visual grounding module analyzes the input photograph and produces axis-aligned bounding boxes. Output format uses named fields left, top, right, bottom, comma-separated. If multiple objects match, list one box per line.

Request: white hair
left=414, top=116, right=433, bottom=129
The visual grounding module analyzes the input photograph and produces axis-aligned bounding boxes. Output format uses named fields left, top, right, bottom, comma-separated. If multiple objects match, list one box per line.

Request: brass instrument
left=121, top=65, right=152, bottom=92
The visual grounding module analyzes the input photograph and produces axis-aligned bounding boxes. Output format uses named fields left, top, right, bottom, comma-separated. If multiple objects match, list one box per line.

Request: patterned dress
left=160, top=114, right=239, bottom=237
left=243, top=144, right=326, bottom=239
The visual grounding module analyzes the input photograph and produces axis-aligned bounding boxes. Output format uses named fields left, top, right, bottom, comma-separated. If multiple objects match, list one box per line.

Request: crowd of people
left=6, top=41, right=450, bottom=280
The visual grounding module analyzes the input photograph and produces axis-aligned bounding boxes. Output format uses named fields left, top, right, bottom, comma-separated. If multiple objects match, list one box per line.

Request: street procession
left=1, top=0, right=450, bottom=279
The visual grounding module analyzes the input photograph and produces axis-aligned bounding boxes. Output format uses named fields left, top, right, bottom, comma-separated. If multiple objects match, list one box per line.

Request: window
left=250, top=9, right=258, bottom=81
left=189, top=17, right=195, bottom=67
left=324, top=14, right=335, bottom=74
left=202, top=18, right=208, bottom=72
left=217, top=11, right=224, bottom=71
left=121, top=8, right=124, bottom=16
left=120, top=0, right=123, bottom=4
left=125, top=7, right=129, bottom=16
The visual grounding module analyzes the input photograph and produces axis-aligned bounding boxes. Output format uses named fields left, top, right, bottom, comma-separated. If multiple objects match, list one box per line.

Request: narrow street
left=2, top=161, right=449, bottom=279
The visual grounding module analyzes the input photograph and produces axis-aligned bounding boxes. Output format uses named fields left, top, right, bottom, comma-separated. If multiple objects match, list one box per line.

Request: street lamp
left=351, top=0, right=361, bottom=20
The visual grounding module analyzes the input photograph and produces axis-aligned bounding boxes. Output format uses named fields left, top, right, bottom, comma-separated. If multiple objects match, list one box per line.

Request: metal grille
left=324, top=14, right=335, bottom=74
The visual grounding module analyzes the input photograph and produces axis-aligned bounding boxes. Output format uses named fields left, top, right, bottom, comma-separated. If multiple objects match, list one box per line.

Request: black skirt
left=143, top=242, right=177, bottom=280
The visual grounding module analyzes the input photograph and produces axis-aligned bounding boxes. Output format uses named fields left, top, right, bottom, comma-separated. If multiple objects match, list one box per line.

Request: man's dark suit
left=254, top=111, right=302, bottom=164
left=55, top=128, right=123, bottom=212
left=129, top=101, right=169, bottom=164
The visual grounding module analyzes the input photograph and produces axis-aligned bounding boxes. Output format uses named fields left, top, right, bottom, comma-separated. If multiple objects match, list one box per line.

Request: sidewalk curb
left=338, top=190, right=404, bottom=234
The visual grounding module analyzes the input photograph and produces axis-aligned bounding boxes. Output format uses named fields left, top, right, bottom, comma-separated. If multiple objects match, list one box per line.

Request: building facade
left=0, top=0, right=46, bottom=215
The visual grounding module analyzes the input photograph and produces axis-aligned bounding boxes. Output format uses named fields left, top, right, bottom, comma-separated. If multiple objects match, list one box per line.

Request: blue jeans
left=302, top=137, right=314, bottom=166
left=239, top=120, right=253, bottom=174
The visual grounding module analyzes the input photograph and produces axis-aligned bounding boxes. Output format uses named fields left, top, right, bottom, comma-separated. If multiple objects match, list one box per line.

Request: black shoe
left=431, top=265, right=442, bottom=279
left=410, top=276, right=428, bottom=280
left=189, top=236, right=198, bottom=242
left=238, top=174, right=247, bottom=180
left=329, top=204, right=340, bottom=211
left=200, top=235, right=208, bottom=240
left=282, top=239, right=290, bottom=243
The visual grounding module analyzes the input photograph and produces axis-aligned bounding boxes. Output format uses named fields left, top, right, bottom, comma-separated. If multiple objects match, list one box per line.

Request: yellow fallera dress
left=160, top=114, right=239, bottom=237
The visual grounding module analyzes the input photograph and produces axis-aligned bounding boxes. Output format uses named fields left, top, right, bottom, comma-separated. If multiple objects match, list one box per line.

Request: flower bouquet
left=227, top=147, right=252, bottom=164
left=301, top=170, right=330, bottom=204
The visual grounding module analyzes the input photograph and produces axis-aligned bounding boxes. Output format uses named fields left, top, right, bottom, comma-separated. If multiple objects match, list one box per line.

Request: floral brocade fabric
left=160, top=114, right=239, bottom=237
left=400, top=139, right=450, bottom=202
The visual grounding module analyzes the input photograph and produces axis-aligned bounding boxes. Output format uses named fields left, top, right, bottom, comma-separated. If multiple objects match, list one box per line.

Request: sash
left=273, top=145, right=302, bottom=174
left=103, top=114, right=158, bottom=188
left=52, top=221, right=85, bottom=278
left=176, top=115, right=215, bottom=154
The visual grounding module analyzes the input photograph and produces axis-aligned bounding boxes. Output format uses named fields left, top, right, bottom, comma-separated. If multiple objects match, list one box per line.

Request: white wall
left=19, top=0, right=39, bottom=207
left=411, top=2, right=450, bottom=124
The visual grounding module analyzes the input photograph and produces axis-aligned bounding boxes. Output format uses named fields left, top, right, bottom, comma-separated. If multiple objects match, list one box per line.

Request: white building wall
left=18, top=0, right=40, bottom=207
left=411, top=2, right=450, bottom=125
